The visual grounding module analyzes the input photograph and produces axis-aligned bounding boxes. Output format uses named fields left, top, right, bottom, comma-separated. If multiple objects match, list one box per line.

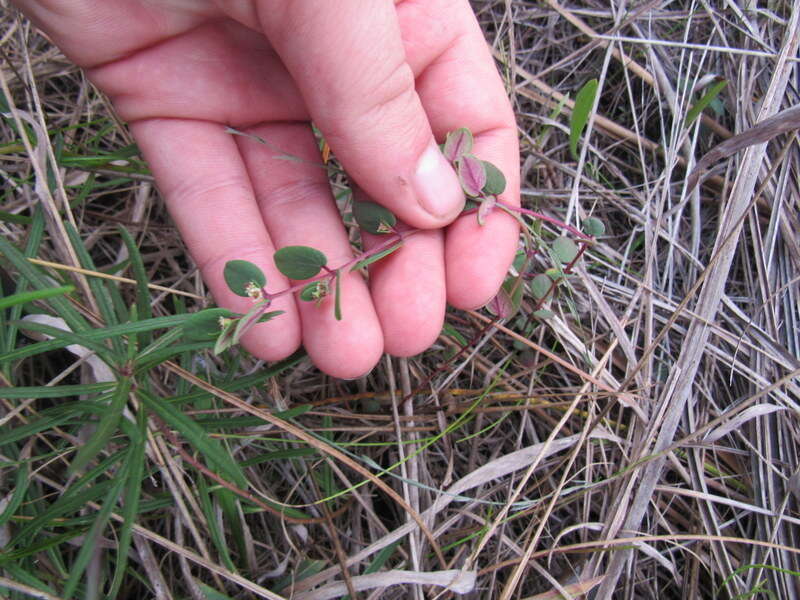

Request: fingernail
left=412, top=141, right=464, bottom=219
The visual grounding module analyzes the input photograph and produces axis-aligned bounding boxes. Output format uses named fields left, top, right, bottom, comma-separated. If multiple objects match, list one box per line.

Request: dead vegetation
left=1, top=1, right=799, bottom=599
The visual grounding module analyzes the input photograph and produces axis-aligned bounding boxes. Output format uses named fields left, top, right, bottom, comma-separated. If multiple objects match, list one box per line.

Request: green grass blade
left=0, top=459, right=30, bottom=529
left=0, top=314, right=192, bottom=364
left=118, top=225, right=153, bottom=344
left=0, top=284, right=74, bottom=311
left=0, top=229, right=87, bottom=334
left=0, top=382, right=113, bottom=399
left=10, top=318, right=117, bottom=366
left=60, top=460, right=129, bottom=599
left=138, top=390, right=249, bottom=489
left=68, top=377, right=131, bottom=474
left=685, top=78, right=727, bottom=126
left=197, top=475, right=237, bottom=573
left=569, top=78, right=598, bottom=160
left=107, top=408, right=146, bottom=599
left=63, top=222, right=126, bottom=337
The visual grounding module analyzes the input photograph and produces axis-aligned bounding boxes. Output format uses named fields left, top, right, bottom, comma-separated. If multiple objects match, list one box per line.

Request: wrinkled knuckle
left=258, top=179, right=331, bottom=216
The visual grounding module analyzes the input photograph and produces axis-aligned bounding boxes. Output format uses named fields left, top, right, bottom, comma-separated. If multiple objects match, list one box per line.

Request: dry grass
left=1, top=2, right=799, bottom=599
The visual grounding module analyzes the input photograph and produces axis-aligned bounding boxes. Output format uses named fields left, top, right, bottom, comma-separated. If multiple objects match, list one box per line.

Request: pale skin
left=15, top=0, right=520, bottom=378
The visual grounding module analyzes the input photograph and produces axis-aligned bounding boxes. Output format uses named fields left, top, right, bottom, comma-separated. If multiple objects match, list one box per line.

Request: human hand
left=15, top=0, right=519, bottom=378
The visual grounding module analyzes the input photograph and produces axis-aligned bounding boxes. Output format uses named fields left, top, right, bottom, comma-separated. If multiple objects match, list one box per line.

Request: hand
left=16, top=0, right=519, bottom=378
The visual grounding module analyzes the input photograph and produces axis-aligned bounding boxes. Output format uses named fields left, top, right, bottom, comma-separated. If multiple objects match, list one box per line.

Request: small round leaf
left=274, top=246, right=328, bottom=280
left=182, top=308, right=236, bottom=342
left=353, top=200, right=396, bottom=234
left=552, top=236, right=579, bottom=264
left=582, top=217, right=605, bottom=237
left=481, top=160, right=506, bottom=195
left=224, top=260, right=266, bottom=297
left=530, top=273, right=553, bottom=300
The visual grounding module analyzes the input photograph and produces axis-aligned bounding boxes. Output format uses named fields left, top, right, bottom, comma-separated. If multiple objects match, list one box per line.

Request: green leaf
left=442, top=127, right=473, bottom=162
left=0, top=285, right=74, bottom=311
left=353, top=200, right=396, bottom=234
left=533, top=308, right=554, bottom=319
left=61, top=456, right=130, bottom=599
left=569, top=78, right=598, bottom=160
left=685, top=79, right=727, bottom=126
left=552, top=236, right=579, bottom=263
left=196, top=581, right=237, bottom=600
left=108, top=410, right=147, bottom=599
left=233, top=304, right=283, bottom=344
left=486, top=279, right=521, bottom=319
left=581, top=216, right=606, bottom=237
left=273, top=246, right=328, bottom=280
left=530, top=273, right=553, bottom=300
left=182, top=308, right=237, bottom=342
left=138, top=390, right=249, bottom=489
left=351, top=242, right=403, bottom=271
left=213, top=317, right=238, bottom=355
left=334, top=269, right=342, bottom=321
left=481, top=160, right=506, bottom=195
left=224, top=260, right=266, bottom=297
left=69, top=378, right=132, bottom=474
left=457, top=154, right=486, bottom=197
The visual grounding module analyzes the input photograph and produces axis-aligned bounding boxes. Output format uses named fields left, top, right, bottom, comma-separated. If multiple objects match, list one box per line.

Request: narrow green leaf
left=108, top=409, right=147, bottom=599
left=182, top=308, right=236, bottom=342
left=0, top=234, right=87, bottom=335
left=69, top=379, right=132, bottom=474
left=273, top=246, right=328, bottom=280
left=213, top=317, right=237, bottom=355
left=350, top=242, right=403, bottom=271
left=481, top=160, right=506, bottom=195
left=197, top=476, right=236, bottom=572
left=0, top=461, right=29, bottom=528
left=353, top=200, right=396, bottom=234
left=685, top=79, right=727, bottom=126
left=224, top=260, right=267, bottom=297
left=139, top=390, right=249, bottom=489
left=61, top=459, right=130, bottom=599
left=233, top=304, right=282, bottom=344
left=569, top=78, right=598, bottom=160
left=0, top=382, right=114, bottom=399
left=118, top=226, right=153, bottom=343
left=0, top=285, right=74, bottom=311
left=552, top=236, right=579, bottom=263
left=334, top=269, right=342, bottom=321
left=197, top=580, right=237, bottom=600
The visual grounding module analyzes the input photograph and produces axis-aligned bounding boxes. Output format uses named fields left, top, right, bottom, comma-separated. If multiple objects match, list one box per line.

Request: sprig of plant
left=186, top=128, right=606, bottom=351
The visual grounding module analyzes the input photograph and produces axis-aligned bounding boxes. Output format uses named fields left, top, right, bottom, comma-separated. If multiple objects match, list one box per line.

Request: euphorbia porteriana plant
left=182, top=128, right=604, bottom=353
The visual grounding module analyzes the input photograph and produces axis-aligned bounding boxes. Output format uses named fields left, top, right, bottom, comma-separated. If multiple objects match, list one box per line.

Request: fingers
left=236, top=123, right=384, bottom=379
left=256, top=1, right=465, bottom=229
left=129, top=118, right=302, bottom=361
left=398, top=0, right=521, bottom=309
left=358, top=193, right=446, bottom=357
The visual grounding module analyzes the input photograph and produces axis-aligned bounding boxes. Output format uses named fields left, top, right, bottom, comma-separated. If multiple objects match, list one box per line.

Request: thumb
left=258, top=1, right=464, bottom=228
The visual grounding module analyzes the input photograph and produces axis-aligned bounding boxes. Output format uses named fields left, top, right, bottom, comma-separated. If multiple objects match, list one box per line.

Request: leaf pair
left=444, top=127, right=507, bottom=199
left=224, top=246, right=331, bottom=295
